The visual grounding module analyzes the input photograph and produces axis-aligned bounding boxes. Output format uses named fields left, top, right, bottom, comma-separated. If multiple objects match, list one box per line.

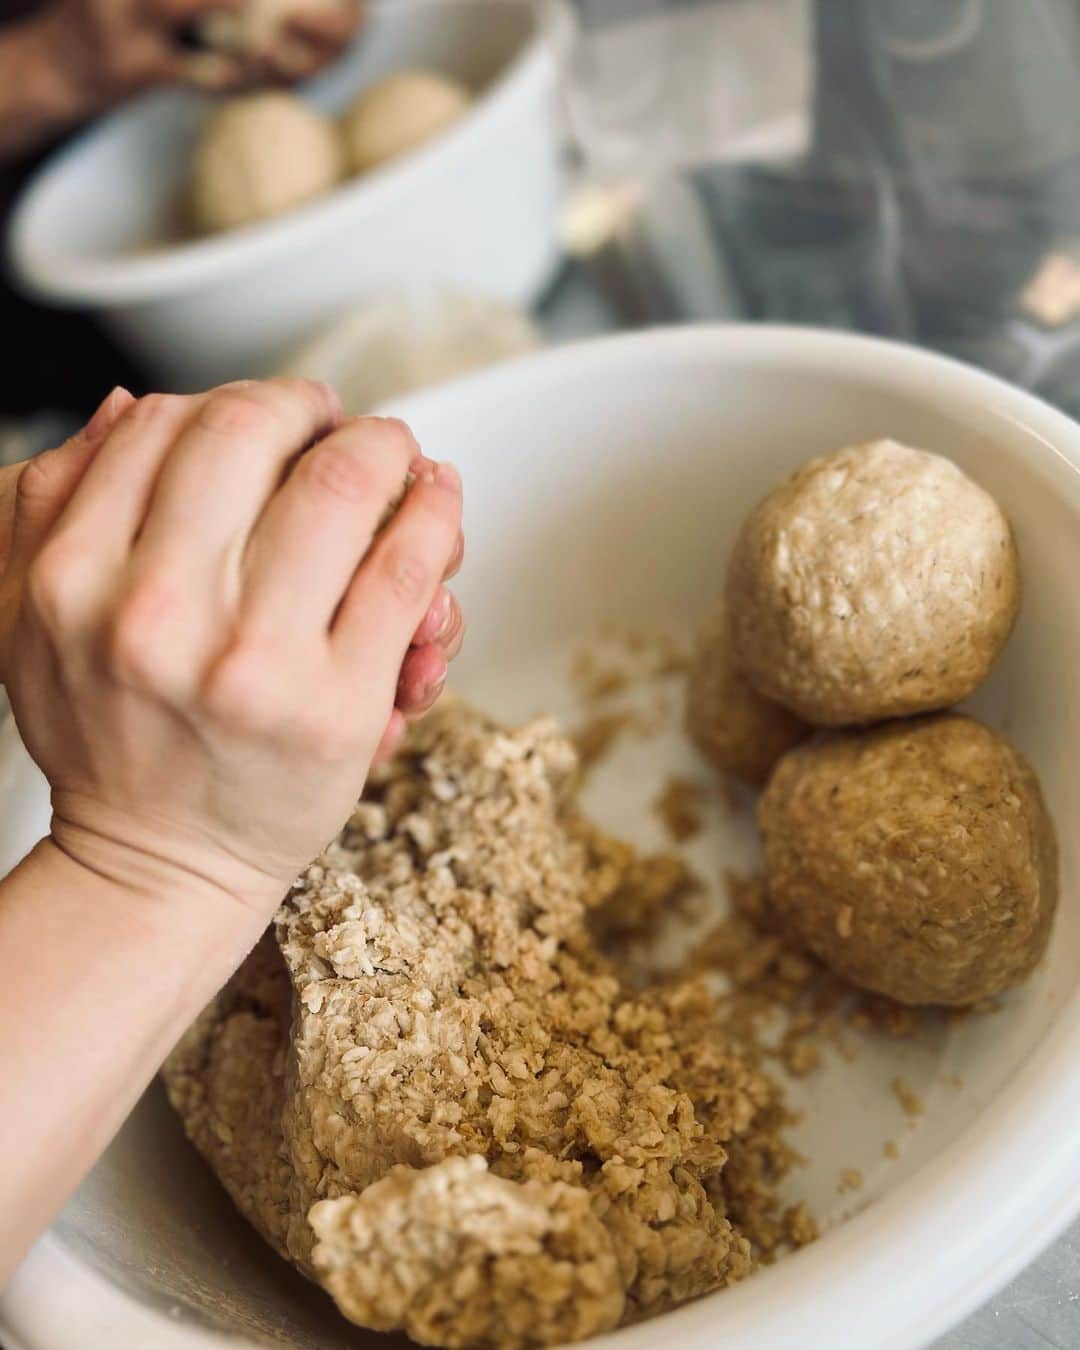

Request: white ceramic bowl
left=2, top=326, right=1079, bottom=1350
left=5, top=0, right=564, bottom=391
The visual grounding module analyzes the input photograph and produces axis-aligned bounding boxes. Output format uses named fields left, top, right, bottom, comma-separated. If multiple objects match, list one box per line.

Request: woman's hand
left=4, top=379, right=463, bottom=916
left=0, top=0, right=362, bottom=159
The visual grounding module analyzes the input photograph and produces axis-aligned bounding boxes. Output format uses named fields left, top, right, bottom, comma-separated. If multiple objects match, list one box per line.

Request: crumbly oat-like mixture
left=726, top=440, right=1020, bottom=725
left=652, top=775, right=710, bottom=842
left=164, top=702, right=804, bottom=1348
left=759, top=715, right=1059, bottom=1006
left=891, top=1079, right=924, bottom=1119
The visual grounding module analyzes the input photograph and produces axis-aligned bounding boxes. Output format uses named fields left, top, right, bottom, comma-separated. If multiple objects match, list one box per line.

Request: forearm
left=0, top=12, right=92, bottom=160
left=0, top=836, right=273, bottom=1282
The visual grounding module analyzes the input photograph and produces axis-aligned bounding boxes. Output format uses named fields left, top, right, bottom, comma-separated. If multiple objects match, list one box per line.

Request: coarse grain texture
left=308, top=1158, right=623, bottom=1348
left=190, top=93, right=343, bottom=235
left=341, top=72, right=471, bottom=175
left=164, top=702, right=802, bottom=1347
left=726, top=440, right=1021, bottom=725
left=759, top=715, right=1058, bottom=1006
left=685, top=606, right=810, bottom=785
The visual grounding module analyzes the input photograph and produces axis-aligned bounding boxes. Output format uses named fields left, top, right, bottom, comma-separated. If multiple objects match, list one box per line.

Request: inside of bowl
left=7, top=335, right=1078, bottom=1346
left=21, top=0, right=534, bottom=264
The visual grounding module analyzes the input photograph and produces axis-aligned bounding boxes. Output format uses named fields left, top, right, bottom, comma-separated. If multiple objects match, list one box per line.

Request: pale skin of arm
left=0, top=380, right=465, bottom=1283
left=0, top=0, right=364, bottom=160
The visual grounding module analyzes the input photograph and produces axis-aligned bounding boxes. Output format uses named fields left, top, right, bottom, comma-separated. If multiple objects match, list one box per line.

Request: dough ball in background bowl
left=685, top=605, right=810, bottom=786
left=190, top=91, right=343, bottom=234
left=727, top=440, right=1021, bottom=726
left=759, top=715, right=1058, bottom=1007
left=341, top=71, right=471, bottom=174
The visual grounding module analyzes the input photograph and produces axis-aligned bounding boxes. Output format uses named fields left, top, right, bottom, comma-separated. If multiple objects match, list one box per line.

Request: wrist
left=47, top=797, right=290, bottom=929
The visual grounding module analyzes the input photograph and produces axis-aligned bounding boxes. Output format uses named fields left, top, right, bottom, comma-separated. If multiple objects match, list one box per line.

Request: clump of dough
left=163, top=703, right=797, bottom=1347
left=309, top=1157, right=624, bottom=1348
left=759, top=715, right=1058, bottom=1006
left=685, top=605, right=810, bottom=785
left=198, top=0, right=347, bottom=53
left=341, top=71, right=471, bottom=174
left=726, top=440, right=1020, bottom=725
left=190, top=92, right=343, bottom=235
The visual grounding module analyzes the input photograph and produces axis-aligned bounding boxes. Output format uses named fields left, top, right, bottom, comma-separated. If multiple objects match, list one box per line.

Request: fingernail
left=430, top=589, right=452, bottom=639
left=435, top=461, right=461, bottom=493
left=422, top=672, right=447, bottom=705
left=85, top=386, right=129, bottom=441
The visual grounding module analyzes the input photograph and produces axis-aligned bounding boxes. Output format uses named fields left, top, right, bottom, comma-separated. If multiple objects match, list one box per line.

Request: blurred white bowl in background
left=280, top=287, right=539, bottom=412
left=6, top=0, right=565, bottom=391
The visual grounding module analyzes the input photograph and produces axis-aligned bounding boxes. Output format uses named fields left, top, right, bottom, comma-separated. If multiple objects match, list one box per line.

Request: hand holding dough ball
left=198, top=0, right=350, bottom=53
left=685, top=606, right=810, bottom=785
left=191, top=92, right=343, bottom=234
left=759, top=715, right=1058, bottom=1006
left=727, top=440, right=1020, bottom=725
left=341, top=71, right=471, bottom=174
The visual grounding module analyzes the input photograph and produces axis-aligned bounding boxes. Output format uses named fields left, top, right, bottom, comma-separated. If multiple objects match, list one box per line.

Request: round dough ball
left=341, top=71, right=471, bottom=174
left=191, top=93, right=343, bottom=235
left=198, top=0, right=347, bottom=53
left=759, top=715, right=1058, bottom=1006
left=727, top=440, right=1020, bottom=725
left=685, top=606, right=810, bottom=785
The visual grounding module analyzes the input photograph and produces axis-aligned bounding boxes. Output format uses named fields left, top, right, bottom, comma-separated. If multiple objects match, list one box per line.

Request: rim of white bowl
left=3, top=325, right=1080, bottom=1350
left=5, top=0, right=562, bottom=307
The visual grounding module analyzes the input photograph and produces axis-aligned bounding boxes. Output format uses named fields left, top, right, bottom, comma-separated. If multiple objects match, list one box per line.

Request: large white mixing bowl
left=6, top=0, right=564, bottom=391
left=1, top=326, right=1079, bottom=1350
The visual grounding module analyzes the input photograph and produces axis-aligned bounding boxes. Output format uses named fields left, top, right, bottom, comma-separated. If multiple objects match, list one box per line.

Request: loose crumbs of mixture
left=891, top=1078, right=925, bottom=1119
left=652, top=775, right=710, bottom=842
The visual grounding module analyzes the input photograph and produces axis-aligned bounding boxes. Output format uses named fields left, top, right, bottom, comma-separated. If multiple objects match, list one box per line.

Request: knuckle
left=104, top=576, right=177, bottom=687
left=128, top=392, right=185, bottom=427
left=381, top=547, right=432, bottom=608
left=26, top=539, right=86, bottom=629
left=202, top=644, right=278, bottom=732
left=197, top=390, right=276, bottom=440
left=303, top=443, right=374, bottom=505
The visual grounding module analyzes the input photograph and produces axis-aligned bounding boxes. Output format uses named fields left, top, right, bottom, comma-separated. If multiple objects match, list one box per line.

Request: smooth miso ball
left=759, top=715, right=1058, bottom=1006
left=341, top=71, right=471, bottom=174
left=727, top=440, right=1020, bottom=725
left=191, top=93, right=343, bottom=235
left=685, top=605, right=810, bottom=786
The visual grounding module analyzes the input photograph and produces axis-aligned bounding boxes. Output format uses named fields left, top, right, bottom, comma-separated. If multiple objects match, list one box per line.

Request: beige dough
left=198, top=0, right=347, bottom=53
left=309, top=1158, right=624, bottom=1346
left=190, top=93, right=342, bottom=235
left=759, top=715, right=1058, bottom=1006
left=727, top=440, right=1020, bottom=725
left=163, top=703, right=785, bottom=1347
left=685, top=604, right=810, bottom=785
left=341, top=71, right=471, bottom=174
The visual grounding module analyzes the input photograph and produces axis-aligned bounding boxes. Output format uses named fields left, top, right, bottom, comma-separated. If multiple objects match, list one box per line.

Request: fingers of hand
left=132, top=378, right=341, bottom=570
left=371, top=707, right=406, bottom=768
left=396, top=642, right=447, bottom=719
left=240, top=415, right=417, bottom=641
left=10, top=387, right=135, bottom=566
left=411, top=585, right=464, bottom=658
left=333, top=462, right=462, bottom=691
